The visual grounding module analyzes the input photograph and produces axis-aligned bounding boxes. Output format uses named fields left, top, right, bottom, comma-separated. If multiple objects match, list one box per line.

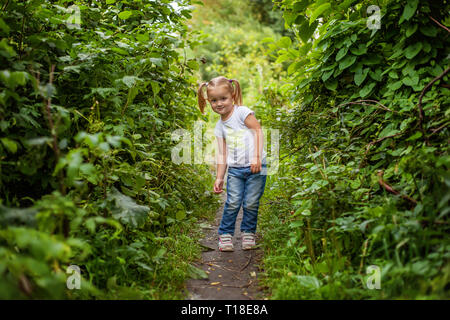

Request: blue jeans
left=218, top=164, right=267, bottom=236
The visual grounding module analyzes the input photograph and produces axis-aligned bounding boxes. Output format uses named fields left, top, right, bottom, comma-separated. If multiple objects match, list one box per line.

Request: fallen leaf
left=218, top=275, right=222, bottom=278
left=228, top=259, right=233, bottom=263
left=210, top=282, right=220, bottom=285
left=250, top=271, right=256, bottom=277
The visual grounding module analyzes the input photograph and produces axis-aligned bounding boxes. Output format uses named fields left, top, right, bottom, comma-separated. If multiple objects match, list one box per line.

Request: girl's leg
left=218, top=167, right=246, bottom=236
left=241, top=164, right=267, bottom=233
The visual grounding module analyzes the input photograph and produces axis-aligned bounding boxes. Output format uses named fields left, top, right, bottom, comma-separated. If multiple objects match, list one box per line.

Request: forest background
left=0, top=0, right=448, bottom=299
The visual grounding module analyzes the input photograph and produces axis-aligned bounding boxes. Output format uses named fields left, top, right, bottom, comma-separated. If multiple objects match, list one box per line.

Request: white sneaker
left=242, top=232, right=256, bottom=250
left=218, top=234, right=234, bottom=252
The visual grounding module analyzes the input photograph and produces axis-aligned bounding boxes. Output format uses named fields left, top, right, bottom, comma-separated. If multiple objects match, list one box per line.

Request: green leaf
left=349, top=43, right=367, bottom=56
left=369, top=68, right=382, bottom=81
left=339, top=55, right=356, bottom=70
left=118, top=11, right=133, bottom=20
left=324, top=79, right=338, bottom=91
left=359, top=82, right=376, bottom=98
left=406, top=131, right=422, bottom=141
left=0, top=39, right=17, bottom=58
left=298, top=20, right=318, bottom=43
left=278, top=37, right=292, bottom=48
left=321, top=69, right=334, bottom=82
left=404, top=42, right=422, bottom=59
left=186, top=59, right=199, bottom=70
left=405, top=24, right=418, bottom=37
left=310, top=3, right=331, bottom=25
left=0, top=137, right=18, bottom=153
left=389, top=80, right=403, bottom=91
left=379, top=125, right=399, bottom=138
left=187, top=264, right=208, bottom=280
left=402, top=75, right=419, bottom=86
left=336, top=47, right=349, bottom=62
left=420, top=25, right=438, bottom=37
left=80, top=163, right=99, bottom=184
left=388, top=71, right=399, bottom=79
left=150, top=57, right=164, bottom=67
left=276, top=53, right=291, bottom=64
left=288, top=60, right=307, bottom=75
left=399, top=0, right=418, bottom=24
left=338, top=0, right=358, bottom=11
left=354, top=67, right=369, bottom=86
left=301, top=209, right=311, bottom=216
left=294, top=275, right=322, bottom=289
left=176, top=210, right=186, bottom=220
left=108, top=187, right=150, bottom=228
left=121, top=76, right=140, bottom=88
left=150, top=81, right=160, bottom=96
left=111, top=47, right=128, bottom=55
left=283, top=10, right=298, bottom=27
left=289, top=220, right=304, bottom=228
left=294, top=0, right=310, bottom=12
left=66, top=150, right=83, bottom=185
left=0, top=18, right=10, bottom=34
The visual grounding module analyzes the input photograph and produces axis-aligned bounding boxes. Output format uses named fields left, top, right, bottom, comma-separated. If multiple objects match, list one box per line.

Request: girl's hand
left=214, top=178, right=224, bottom=193
left=250, top=157, right=262, bottom=174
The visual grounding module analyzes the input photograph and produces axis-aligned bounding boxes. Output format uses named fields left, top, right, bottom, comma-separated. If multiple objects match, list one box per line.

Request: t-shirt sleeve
left=214, top=121, right=224, bottom=138
left=237, top=106, right=254, bottom=124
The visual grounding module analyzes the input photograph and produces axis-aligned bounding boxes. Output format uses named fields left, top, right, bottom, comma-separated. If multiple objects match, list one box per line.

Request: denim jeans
left=218, top=164, right=267, bottom=236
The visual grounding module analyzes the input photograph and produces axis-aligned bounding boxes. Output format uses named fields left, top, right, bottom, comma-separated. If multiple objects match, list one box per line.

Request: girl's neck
left=220, top=105, right=235, bottom=121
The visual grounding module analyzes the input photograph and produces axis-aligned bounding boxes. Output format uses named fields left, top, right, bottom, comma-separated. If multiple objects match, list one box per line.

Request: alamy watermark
left=66, top=264, right=81, bottom=290
left=366, top=265, right=381, bottom=289
left=170, top=121, right=280, bottom=175
left=367, top=5, right=381, bottom=30
left=54, top=4, right=81, bottom=29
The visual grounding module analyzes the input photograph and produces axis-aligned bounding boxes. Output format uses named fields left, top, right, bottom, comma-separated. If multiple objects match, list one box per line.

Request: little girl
left=197, top=76, right=267, bottom=251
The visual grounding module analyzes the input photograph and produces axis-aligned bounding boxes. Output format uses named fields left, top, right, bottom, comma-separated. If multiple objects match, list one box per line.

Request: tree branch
left=377, top=170, right=417, bottom=205
left=417, top=66, right=450, bottom=130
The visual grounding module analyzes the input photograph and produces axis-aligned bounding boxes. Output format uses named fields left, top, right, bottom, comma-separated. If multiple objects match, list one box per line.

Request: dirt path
left=186, top=192, right=265, bottom=300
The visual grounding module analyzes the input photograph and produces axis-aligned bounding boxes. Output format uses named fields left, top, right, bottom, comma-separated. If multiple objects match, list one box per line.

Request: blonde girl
left=197, top=76, right=267, bottom=251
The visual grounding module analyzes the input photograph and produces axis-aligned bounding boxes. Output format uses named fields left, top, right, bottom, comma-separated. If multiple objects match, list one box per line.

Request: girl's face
left=207, top=85, right=234, bottom=117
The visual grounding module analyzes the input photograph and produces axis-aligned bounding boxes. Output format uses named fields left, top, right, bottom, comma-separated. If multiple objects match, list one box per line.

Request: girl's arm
left=245, top=114, right=263, bottom=173
left=216, top=136, right=228, bottom=180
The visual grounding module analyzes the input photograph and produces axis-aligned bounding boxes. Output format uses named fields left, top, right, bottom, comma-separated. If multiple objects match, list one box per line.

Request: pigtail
left=231, top=79, right=243, bottom=106
left=197, top=82, right=208, bottom=114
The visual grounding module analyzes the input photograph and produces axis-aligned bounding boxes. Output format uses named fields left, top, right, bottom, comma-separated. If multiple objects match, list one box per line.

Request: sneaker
left=218, top=234, right=234, bottom=252
left=242, top=232, right=256, bottom=250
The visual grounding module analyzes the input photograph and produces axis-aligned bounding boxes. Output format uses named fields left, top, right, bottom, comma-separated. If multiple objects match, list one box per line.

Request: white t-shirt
left=214, top=105, right=267, bottom=167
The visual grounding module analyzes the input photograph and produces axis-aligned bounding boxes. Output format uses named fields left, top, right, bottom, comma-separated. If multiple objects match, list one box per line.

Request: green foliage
left=1, top=0, right=448, bottom=300
left=188, top=0, right=286, bottom=108
left=258, top=0, right=450, bottom=299
left=0, top=0, right=220, bottom=299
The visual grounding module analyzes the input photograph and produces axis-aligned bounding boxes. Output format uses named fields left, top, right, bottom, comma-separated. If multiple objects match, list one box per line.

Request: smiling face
left=207, top=85, right=234, bottom=119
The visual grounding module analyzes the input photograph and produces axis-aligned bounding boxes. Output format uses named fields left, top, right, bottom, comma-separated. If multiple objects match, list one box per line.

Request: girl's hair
left=197, top=76, right=242, bottom=114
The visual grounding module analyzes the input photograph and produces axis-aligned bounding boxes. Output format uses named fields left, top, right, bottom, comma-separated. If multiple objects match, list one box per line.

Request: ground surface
left=186, top=192, right=265, bottom=300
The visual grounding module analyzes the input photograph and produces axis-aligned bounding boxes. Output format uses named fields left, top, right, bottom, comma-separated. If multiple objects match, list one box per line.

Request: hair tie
left=229, top=79, right=233, bottom=83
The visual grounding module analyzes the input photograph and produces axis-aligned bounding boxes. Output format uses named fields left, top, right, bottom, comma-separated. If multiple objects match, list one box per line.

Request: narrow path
left=186, top=193, right=265, bottom=300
